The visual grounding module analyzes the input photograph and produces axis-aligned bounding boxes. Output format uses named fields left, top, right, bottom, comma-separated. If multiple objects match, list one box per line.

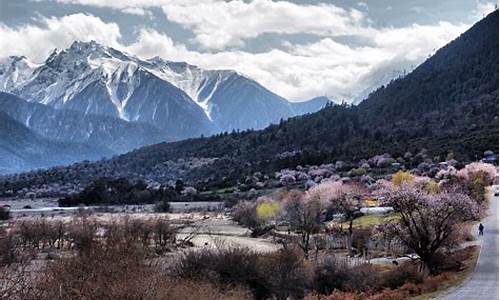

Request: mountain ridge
left=0, top=41, right=328, bottom=136
left=1, top=10, right=496, bottom=187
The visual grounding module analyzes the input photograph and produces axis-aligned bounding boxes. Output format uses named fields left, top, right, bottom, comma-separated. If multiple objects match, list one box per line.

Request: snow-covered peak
left=32, top=41, right=239, bottom=118
left=139, top=55, right=237, bottom=118
left=68, top=40, right=110, bottom=58
left=0, top=40, right=319, bottom=134
left=0, top=56, right=39, bottom=91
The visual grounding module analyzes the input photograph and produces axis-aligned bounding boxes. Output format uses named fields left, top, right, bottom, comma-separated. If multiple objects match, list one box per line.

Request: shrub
left=0, top=263, right=34, bottom=300
left=259, top=246, right=312, bottom=300
left=232, top=201, right=274, bottom=237
left=154, top=200, right=171, bottom=213
left=399, top=282, right=421, bottom=295
left=174, top=247, right=268, bottom=299
left=152, top=218, right=177, bottom=253
left=0, top=206, right=10, bottom=220
left=367, top=288, right=409, bottom=300
left=67, top=218, right=97, bottom=252
left=175, top=246, right=311, bottom=300
left=342, top=264, right=380, bottom=292
left=313, top=256, right=349, bottom=294
left=391, top=171, right=414, bottom=187
left=420, top=274, right=450, bottom=293
left=352, top=168, right=367, bottom=176
left=31, top=240, right=251, bottom=300
left=15, top=219, right=64, bottom=250
left=378, top=263, right=423, bottom=289
left=305, top=291, right=365, bottom=300
left=0, top=229, right=19, bottom=266
left=351, top=228, right=372, bottom=255
left=428, top=251, right=462, bottom=272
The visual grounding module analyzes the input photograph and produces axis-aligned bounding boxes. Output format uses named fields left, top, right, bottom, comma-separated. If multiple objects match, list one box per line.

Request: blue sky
left=0, top=0, right=496, bottom=101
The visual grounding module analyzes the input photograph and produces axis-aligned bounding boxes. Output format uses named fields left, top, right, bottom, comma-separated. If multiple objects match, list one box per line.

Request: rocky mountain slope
left=0, top=92, right=168, bottom=153
left=0, top=112, right=111, bottom=174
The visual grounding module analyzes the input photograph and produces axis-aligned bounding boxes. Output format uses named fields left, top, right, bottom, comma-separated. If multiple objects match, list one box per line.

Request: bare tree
left=308, top=181, right=365, bottom=256
left=282, top=190, right=323, bottom=259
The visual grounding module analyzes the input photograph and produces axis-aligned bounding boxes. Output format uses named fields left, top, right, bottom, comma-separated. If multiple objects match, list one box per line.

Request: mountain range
left=0, top=41, right=331, bottom=173
left=1, top=10, right=497, bottom=188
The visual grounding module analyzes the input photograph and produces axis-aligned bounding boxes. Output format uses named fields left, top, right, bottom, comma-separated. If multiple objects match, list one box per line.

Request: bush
left=175, top=246, right=311, bottom=300
left=174, top=247, right=267, bottom=298
left=342, top=264, right=380, bottom=292
left=0, top=229, right=19, bottom=266
left=378, top=263, right=423, bottom=289
left=154, top=200, right=171, bottom=213
left=313, top=260, right=382, bottom=294
left=0, top=206, right=10, bottom=220
left=67, top=218, right=97, bottom=252
left=313, top=256, right=349, bottom=294
left=152, top=218, right=177, bottom=253
left=352, top=168, right=367, bottom=176
left=420, top=273, right=450, bottom=293
left=391, top=171, right=414, bottom=187
left=399, top=282, right=421, bottom=295
left=259, top=246, right=312, bottom=300
left=351, top=228, right=372, bottom=255
left=367, top=288, right=409, bottom=300
left=305, top=291, right=365, bottom=300
left=232, top=202, right=274, bottom=237
left=32, top=241, right=251, bottom=300
left=428, top=247, right=476, bottom=273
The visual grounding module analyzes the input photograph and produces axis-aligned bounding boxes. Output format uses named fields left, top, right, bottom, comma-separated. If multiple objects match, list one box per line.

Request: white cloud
left=120, top=7, right=153, bottom=17
left=370, top=22, right=468, bottom=60
left=0, top=13, right=122, bottom=62
left=472, top=1, right=497, bottom=18
left=126, top=21, right=467, bottom=100
left=410, top=6, right=427, bottom=14
left=161, top=0, right=368, bottom=49
left=0, top=13, right=470, bottom=101
left=53, top=0, right=170, bottom=9
left=49, top=0, right=371, bottom=49
left=357, top=2, right=368, bottom=10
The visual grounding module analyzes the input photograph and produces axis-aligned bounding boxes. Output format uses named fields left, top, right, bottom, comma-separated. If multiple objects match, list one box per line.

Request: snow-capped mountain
left=0, top=56, right=40, bottom=91
left=0, top=41, right=326, bottom=136
left=144, top=57, right=298, bottom=130
left=0, top=40, right=334, bottom=173
left=3, top=42, right=214, bottom=139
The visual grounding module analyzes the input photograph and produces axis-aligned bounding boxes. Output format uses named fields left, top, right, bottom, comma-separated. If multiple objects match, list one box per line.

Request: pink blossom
left=457, top=162, right=498, bottom=184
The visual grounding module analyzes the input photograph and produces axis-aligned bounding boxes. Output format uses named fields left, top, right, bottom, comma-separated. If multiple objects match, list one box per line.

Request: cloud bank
left=1, top=0, right=490, bottom=100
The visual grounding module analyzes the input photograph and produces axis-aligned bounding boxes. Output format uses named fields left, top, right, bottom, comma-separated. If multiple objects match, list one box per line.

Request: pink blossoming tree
left=377, top=183, right=480, bottom=274
left=307, top=181, right=365, bottom=256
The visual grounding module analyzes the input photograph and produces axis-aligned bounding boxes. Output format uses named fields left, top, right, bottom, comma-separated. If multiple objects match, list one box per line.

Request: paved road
left=438, top=187, right=499, bottom=300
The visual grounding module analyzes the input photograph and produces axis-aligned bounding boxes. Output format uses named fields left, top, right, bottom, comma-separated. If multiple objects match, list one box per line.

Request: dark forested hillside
left=108, top=10, right=498, bottom=175
left=1, top=11, right=498, bottom=191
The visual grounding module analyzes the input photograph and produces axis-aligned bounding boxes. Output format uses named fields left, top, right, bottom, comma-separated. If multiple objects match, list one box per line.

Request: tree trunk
left=303, top=232, right=310, bottom=259
left=347, top=219, right=354, bottom=256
